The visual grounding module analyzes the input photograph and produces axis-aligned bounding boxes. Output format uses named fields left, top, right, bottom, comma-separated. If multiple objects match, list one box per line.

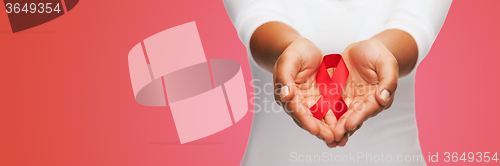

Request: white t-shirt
left=223, top=0, right=451, bottom=165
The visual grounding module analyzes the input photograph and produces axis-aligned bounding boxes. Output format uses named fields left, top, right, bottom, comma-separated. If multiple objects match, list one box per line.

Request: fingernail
left=280, top=86, right=289, bottom=100
left=381, top=89, right=390, bottom=103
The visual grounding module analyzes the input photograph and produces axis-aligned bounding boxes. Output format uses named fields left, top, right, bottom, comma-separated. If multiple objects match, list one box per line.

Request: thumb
left=274, top=52, right=301, bottom=103
left=375, top=53, right=398, bottom=106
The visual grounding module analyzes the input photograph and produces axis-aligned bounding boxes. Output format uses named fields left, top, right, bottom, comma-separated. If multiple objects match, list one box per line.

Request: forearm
left=250, top=24, right=418, bottom=75
left=372, top=29, right=418, bottom=77
left=250, top=21, right=301, bottom=72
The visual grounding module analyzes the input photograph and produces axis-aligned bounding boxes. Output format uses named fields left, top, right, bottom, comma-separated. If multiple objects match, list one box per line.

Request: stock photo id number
left=3, top=0, right=78, bottom=32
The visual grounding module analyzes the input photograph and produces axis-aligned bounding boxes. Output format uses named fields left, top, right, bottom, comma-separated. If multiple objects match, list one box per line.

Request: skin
left=250, top=21, right=418, bottom=148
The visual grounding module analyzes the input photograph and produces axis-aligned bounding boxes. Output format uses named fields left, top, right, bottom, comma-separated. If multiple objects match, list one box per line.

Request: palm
left=293, top=41, right=383, bottom=122
left=328, top=39, right=398, bottom=143
left=341, top=44, right=381, bottom=114
left=297, top=39, right=392, bottom=145
left=274, top=38, right=339, bottom=144
left=289, top=48, right=380, bottom=147
left=275, top=38, right=397, bottom=147
left=295, top=63, right=378, bottom=122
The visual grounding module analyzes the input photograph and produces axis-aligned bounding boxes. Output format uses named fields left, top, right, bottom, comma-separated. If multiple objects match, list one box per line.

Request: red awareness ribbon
left=309, top=54, right=349, bottom=120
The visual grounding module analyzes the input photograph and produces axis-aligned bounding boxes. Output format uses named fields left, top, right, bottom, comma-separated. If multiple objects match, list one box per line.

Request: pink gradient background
left=416, top=0, right=500, bottom=165
left=0, top=0, right=499, bottom=165
left=0, top=0, right=253, bottom=165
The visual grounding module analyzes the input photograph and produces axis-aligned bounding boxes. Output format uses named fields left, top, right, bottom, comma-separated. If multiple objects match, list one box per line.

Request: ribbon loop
left=310, top=54, right=349, bottom=120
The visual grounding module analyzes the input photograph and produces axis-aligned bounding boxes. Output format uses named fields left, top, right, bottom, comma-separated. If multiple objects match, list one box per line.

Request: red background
left=1, top=0, right=499, bottom=165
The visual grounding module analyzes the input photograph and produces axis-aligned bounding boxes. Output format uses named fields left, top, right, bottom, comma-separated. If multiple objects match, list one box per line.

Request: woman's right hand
left=273, top=38, right=340, bottom=147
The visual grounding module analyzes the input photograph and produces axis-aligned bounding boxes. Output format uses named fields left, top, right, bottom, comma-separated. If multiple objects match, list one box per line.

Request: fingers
left=284, top=91, right=319, bottom=136
left=344, top=97, right=382, bottom=131
left=323, top=109, right=337, bottom=132
left=336, top=122, right=363, bottom=147
left=291, top=115, right=305, bottom=129
left=332, top=122, right=362, bottom=148
left=382, top=97, right=394, bottom=110
left=333, top=109, right=353, bottom=142
left=285, top=94, right=335, bottom=144
left=316, top=119, right=335, bottom=144
left=273, top=39, right=323, bottom=104
left=375, top=52, right=398, bottom=106
left=327, top=141, right=338, bottom=148
left=337, top=133, right=349, bottom=147
left=271, top=40, right=335, bottom=145
left=274, top=51, right=302, bottom=104
left=348, top=122, right=363, bottom=137
left=323, top=110, right=338, bottom=145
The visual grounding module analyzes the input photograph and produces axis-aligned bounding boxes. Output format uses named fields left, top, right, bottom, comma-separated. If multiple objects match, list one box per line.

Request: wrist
left=371, top=29, right=418, bottom=76
left=250, top=21, right=302, bottom=72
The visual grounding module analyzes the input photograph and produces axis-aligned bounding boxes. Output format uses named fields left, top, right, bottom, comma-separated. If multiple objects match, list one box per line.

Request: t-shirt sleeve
left=381, top=0, right=452, bottom=67
left=223, top=0, right=293, bottom=48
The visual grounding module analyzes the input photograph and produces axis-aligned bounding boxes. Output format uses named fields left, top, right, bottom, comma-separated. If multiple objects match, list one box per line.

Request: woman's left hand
left=330, top=39, right=399, bottom=147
